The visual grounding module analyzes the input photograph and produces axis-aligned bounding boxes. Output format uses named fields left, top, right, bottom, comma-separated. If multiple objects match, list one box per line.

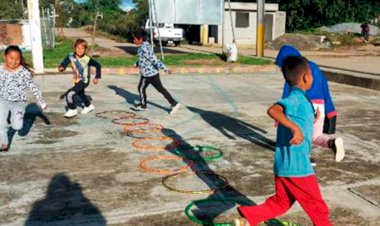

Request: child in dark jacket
left=58, top=39, right=101, bottom=118
left=131, top=30, right=181, bottom=115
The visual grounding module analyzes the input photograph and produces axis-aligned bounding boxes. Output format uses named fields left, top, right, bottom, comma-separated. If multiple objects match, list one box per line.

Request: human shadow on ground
left=187, top=106, right=275, bottom=152
left=25, top=173, right=106, bottom=226
left=7, top=103, right=50, bottom=146
left=161, top=128, right=284, bottom=225
left=108, top=85, right=170, bottom=112
left=161, top=128, right=255, bottom=225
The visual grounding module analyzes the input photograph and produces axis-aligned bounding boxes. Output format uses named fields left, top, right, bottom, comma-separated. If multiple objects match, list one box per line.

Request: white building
left=208, top=2, right=286, bottom=45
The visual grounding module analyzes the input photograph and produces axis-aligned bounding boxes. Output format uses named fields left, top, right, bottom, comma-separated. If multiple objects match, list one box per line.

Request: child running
left=131, top=30, right=181, bottom=115
left=276, top=45, right=344, bottom=163
left=58, top=39, right=101, bottom=118
left=234, top=56, right=332, bottom=226
left=0, top=45, right=47, bottom=152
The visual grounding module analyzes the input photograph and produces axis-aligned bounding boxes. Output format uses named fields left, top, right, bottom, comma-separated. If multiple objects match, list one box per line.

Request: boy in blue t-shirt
left=234, top=56, right=332, bottom=226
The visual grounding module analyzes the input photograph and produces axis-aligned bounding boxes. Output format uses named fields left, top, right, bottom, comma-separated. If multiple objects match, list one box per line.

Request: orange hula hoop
left=124, top=123, right=163, bottom=135
left=132, top=136, right=180, bottom=151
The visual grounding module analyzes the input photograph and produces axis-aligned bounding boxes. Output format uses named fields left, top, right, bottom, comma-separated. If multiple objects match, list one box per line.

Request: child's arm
left=24, top=71, right=47, bottom=109
left=267, top=104, right=303, bottom=145
left=58, top=55, right=71, bottom=72
left=89, top=58, right=101, bottom=84
left=143, top=44, right=170, bottom=73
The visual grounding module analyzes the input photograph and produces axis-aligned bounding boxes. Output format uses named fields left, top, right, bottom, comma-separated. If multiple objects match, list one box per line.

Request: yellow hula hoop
left=162, top=171, right=229, bottom=194
left=112, top=117, right=149, bottom=126
left=95, top=110, right=136, bottom=119
left=139, top=155, right=194, bottom=175
left=132, top=136, right=180, bottom=151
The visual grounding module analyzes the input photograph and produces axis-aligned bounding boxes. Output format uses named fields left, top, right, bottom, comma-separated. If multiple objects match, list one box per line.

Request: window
left=236, top=12, right=249, bottom=28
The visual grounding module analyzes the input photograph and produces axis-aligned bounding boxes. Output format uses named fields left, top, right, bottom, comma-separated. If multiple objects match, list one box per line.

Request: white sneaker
left=64, top=109, right=78, bottom=118
left=81, top=104, right=95, bottom=114
left=334, top=137, right=345, bottom=162
left=169, top=103, right=181, bottom=115
left=233, top=217, right=250, bottom=226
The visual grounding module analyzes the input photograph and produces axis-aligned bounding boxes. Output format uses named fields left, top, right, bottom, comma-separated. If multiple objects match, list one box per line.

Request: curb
left=41, top=65, right=277, bottom=76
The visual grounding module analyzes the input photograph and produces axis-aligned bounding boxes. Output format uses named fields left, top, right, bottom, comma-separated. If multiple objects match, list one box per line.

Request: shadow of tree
left=25, top=173, right=106, bottom=226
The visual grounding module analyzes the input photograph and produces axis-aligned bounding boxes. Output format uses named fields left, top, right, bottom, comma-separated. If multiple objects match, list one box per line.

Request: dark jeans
left=138, top=74, right=177, bottom=107
left=66, top=81, right=90, bottom=110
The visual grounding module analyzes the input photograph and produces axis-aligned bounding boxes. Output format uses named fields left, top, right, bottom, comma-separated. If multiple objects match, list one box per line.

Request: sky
left=74, top=0, right=135, bottom=10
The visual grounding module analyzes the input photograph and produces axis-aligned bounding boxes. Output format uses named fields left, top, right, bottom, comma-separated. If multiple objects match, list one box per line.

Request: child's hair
left=4, top=45, right=34, bottom=76
left=132, top=29, right=148, bottom=41
left=74, top=38, right=88, bottom=49
left=281, top=56, right=308, bottom=86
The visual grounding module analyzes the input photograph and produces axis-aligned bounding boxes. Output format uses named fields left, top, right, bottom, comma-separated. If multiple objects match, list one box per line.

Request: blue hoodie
left=275, top=45, right=336, bottom=118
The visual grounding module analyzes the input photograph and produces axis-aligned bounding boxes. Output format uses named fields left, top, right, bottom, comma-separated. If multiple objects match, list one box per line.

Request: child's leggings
left=312, top=103, right=331, bottom=148
left=0, top=98, right=25, bottom=145
left=66, top=81, right=90, bottom=110
left=238, top=175, right=332, bottom=226
left=138, top=74, right=177, bottom=107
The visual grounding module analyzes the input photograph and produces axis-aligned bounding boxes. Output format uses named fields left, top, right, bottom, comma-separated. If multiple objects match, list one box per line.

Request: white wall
left=215, top=3, right=286, bottom=46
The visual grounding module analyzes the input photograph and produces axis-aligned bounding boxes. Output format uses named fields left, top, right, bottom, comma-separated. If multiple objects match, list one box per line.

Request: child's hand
left=40, top=103, right=48, bottom=110
left=58, top=66, right=65, bottom=72
left=167, top=69, right=173, bottom=75
left=93, top=78, right=99, bottom=84
left=290, top=126, right=303, bottom=145
left=313, top=107, right=320, bottom=124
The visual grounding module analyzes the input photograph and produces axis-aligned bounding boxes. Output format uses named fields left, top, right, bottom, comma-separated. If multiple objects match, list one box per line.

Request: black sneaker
left=310, top=157, right=317, bottom=167
left=0, top=145, right=9, bottom=152
left=169, top=103, right=181, bottom=115
left=131, top=104, right=147, bottom=111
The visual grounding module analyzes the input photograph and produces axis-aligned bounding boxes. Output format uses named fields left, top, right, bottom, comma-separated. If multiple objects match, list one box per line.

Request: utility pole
left=90, top=0, right=99, bottom=57
left=256, top=0, right=265, bottom=57
left=27, top=0, right=44, bottom=73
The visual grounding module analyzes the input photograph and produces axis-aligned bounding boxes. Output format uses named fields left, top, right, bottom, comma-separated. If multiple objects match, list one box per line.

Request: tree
left=0, top=0, right=23, bottom=19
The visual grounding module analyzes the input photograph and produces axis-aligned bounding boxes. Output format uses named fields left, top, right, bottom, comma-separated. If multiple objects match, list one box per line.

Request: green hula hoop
left=175, top=145, right=223, bottom=161
left=185, top=198, right=252, bottom=226
left=265, top=219, right=301, bottom=226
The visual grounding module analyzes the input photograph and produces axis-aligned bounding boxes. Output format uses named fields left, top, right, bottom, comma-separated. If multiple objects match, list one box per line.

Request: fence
left=0, top=6, right=56, bottom=50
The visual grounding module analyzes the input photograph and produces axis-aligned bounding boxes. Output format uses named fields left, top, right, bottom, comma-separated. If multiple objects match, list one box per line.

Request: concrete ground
left=1, top=72, right=379, bottom=225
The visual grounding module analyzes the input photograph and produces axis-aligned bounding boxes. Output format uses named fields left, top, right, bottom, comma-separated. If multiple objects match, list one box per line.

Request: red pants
left=238, top=175, right=332, bottom=226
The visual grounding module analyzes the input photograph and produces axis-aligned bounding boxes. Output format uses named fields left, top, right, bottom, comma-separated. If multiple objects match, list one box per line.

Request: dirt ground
left=0, top=73, right=379, bottom=226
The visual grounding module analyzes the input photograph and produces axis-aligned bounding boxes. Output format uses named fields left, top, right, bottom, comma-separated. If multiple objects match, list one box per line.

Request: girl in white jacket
left=0, top=45, right=47, bottom=152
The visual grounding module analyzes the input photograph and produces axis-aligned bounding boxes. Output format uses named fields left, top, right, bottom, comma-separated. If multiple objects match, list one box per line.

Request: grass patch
left=1, top=37, right=271, bottom=68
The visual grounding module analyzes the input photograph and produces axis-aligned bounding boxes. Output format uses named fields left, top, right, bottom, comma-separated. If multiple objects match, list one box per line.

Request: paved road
left=1, top=72, right=379, bottom=225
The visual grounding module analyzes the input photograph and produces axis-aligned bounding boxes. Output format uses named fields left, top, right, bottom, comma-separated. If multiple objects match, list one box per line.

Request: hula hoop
left=95, top=110, right=136, bottom=119
left=139, top=155, right=194, bottom=175
left=112, top=117, right=149, bottom=126
left=175, top=145, right=223, bottom=161
left=132, top=137, right=180, bottom=151
left=265, top=219, right=300, bottom=226
left=124, top=123, right=163, bottom=134
left=162, top=171, right=229, bottom=194
left=185, top=198, right=253, bottom=226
